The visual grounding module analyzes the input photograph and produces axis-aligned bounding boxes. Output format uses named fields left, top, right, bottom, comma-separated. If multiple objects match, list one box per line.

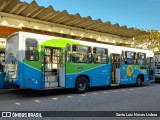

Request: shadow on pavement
left=1, top=82, right=157, bottom=98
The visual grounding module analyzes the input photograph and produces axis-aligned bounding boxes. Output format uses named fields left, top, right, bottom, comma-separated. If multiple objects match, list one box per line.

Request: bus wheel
left=136, top=76, right=142, bottom=87
left=75, top=77, right=89, bottom=93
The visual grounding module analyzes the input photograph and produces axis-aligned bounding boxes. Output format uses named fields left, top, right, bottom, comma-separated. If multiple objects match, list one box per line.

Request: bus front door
left=42, top=47, right=65, bottom=89
left=147, top=57, right=155, bottom=82
left=111, top=54, right=121, bottom=84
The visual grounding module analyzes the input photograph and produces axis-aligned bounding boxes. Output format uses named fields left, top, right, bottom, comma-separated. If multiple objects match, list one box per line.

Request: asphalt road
left=0, top=82, right=160, bottom=120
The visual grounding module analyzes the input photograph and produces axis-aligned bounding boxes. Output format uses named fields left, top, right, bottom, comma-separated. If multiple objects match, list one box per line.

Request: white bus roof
left=8, top=32, right=154, bottom=57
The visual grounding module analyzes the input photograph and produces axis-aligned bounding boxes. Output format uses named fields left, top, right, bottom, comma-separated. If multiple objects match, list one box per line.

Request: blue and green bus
left=5, top=32, right=155, bottom=93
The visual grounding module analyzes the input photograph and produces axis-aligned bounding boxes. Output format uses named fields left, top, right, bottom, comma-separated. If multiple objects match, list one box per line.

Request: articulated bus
left=5, top=32, right=155, bottom=93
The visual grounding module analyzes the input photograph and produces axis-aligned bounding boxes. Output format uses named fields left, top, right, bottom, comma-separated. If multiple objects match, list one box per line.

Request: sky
left=20, top=0, right=160, bottom=30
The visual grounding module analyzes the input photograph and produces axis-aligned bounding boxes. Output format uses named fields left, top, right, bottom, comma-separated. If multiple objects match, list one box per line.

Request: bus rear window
left=25, top=39, right=39, bottom=61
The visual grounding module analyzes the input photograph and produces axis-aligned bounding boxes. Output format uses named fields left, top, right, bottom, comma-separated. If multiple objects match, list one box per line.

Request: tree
left=132, top=30, right=160, bottom=52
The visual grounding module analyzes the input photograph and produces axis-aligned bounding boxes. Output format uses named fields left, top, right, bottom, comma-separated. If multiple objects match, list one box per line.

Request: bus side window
left=125, top=51, right=136, bottom=65
left=137, top=53, right=146, bottom=65
left=122, top=51, right=125, bottom=64
left=0, top=52, right=5, bottom=72
left=72, top=45, right=92, bottom=63
left=25, top=39, right=39, bottom=61
left=72, top=45, right=78, bottom=62
left=66, top=43, right=71, bottom=62
left=93, top=47, right=108, bottom=64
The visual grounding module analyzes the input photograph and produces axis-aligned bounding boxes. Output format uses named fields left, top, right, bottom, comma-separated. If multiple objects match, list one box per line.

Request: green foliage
left=132, top=30, right=160, bottom=51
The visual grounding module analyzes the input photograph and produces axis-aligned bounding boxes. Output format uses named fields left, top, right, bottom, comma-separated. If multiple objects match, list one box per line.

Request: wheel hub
left=79, top=82, right=85, bottom=90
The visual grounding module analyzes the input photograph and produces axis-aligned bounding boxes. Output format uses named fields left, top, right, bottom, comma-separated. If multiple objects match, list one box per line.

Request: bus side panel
left=90, top=64, right=111, bottom=87
left=120, top=65, right=149, bottom=84
left=143, top=73, right=149, bottom=84
left=22, top=62, right=42, bottom=90
left=120, top=64, right=143, bottom=84
left=17, top=61, right=24, bottom=86
left=65, top=64, right=111, bottom=88
left=21, top=34, right=44, bottom=90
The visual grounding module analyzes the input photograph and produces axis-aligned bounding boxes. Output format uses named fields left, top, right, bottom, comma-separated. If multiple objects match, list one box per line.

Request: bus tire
left=136, top=76, right=142, bottom=87
left=75, top=77, right=89, bottom=93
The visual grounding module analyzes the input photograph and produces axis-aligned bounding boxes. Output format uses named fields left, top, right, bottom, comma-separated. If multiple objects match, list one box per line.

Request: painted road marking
left=34, top=100, right=40, bottom=103
left=129, top=89, right=134, bottom=91
left=52, top=98, right=59, bottom=100
left=67, top=96, right=73, bottom=98
left=137, top=88, right=141, bottom=89
left=103, top=91, right=108, bottom=94
left=113, top=90, right=118, bottom=93
left=15, top=103, right=21, bottom=105
left=81, top=94, right=87, bottom=97
left=122, top=90, right=126, bottom=91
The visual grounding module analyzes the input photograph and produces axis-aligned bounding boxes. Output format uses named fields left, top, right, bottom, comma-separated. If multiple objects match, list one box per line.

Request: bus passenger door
left=110, top=54, right=121, bottom=84
left=42, top=47, right=65, bottom=89
left=147, top=57, right=155, bottom=82
left=57, top=49, right=65, bottom=87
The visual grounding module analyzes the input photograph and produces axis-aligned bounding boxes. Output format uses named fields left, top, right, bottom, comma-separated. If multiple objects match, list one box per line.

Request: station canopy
left=0, top=0, right=147, bottom=41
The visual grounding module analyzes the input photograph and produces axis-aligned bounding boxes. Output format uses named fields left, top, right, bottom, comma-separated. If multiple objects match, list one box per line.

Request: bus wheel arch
left=75, top=75, right=90, bottom=93
left=136, top=74, right=144, bottom=87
